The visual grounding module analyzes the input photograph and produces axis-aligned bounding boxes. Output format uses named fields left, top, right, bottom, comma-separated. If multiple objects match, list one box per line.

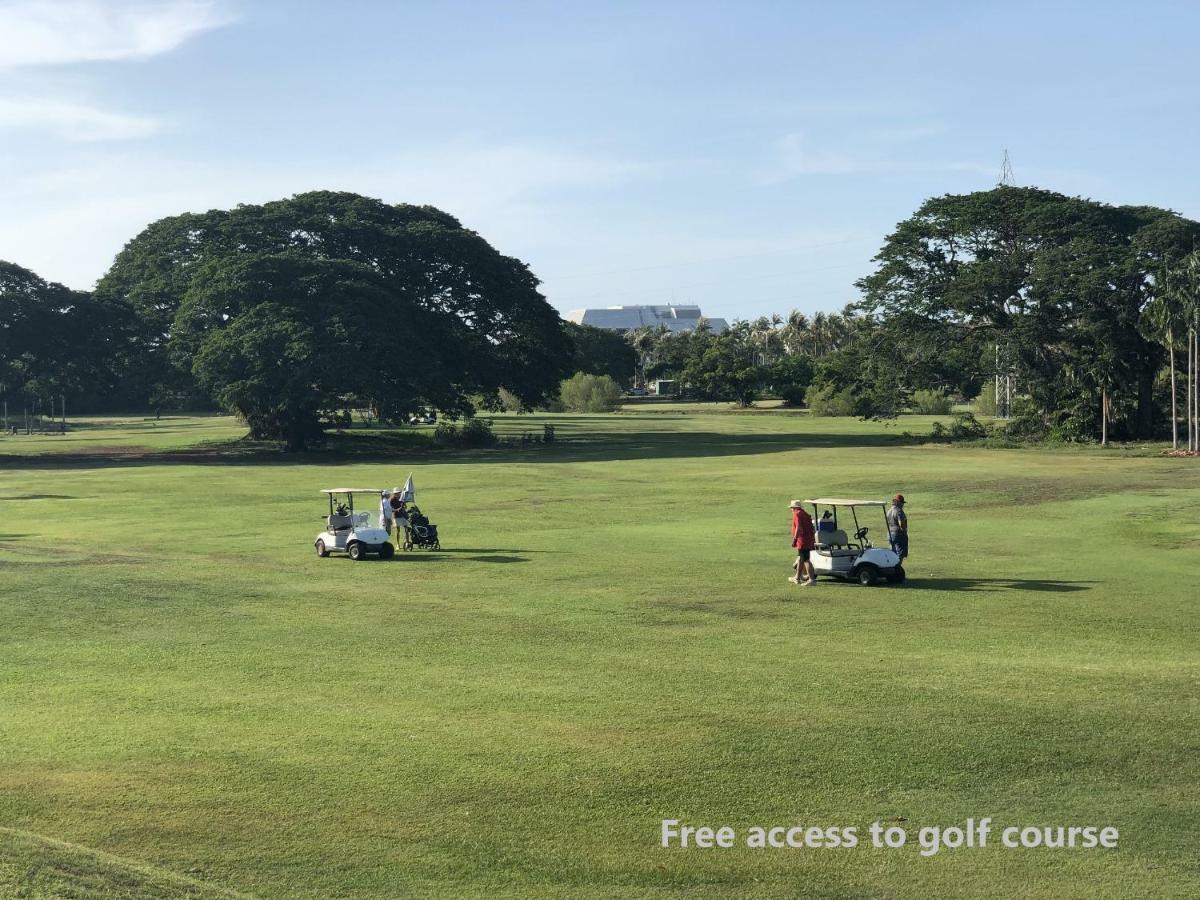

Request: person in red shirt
left=789, top=500, right=818, bottom=586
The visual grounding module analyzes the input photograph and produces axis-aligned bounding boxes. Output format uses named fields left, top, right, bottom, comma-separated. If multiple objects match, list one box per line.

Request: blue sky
left=2, top=0, right=1198, bottom=321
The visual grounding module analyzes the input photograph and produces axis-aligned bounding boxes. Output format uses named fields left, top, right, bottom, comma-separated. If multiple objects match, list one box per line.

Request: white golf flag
left=400, top=474, right=415, bottom=502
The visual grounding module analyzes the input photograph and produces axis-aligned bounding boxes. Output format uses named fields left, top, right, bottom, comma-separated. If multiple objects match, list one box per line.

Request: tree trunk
left=1190, top=321, right=1200, bottom=451
left=1101, top=388, right=1108, bottom=446
left=1187, top=330, right=1193, bottom=452
left=1185, top=326, right=1195, bottom=453
left=1192, top=326, right=1198, bottom=452
left=1169, top=330, right=1177, bottom=450
left=1188, top=329, right=1193, bottom=451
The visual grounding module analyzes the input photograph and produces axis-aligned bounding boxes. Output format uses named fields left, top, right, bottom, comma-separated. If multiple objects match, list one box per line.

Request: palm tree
left=811, top=311, right=830, bottom=356
left=782, top=310, right=810, bottom=355
left=1187, top=252, right=1200, bottom=452
left=749, top=316, right=778, bottom=365
left=1141, top=284, right=1186, bottom=450
left=1163, top=250, right=1200, bottom=452
left=629, top=326, right=656, bottom=388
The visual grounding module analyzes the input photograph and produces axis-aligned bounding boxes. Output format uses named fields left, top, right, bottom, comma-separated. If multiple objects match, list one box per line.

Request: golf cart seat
left=816, top=529, right=861, bottom=558
left=327, top=513, right=353, bottom=531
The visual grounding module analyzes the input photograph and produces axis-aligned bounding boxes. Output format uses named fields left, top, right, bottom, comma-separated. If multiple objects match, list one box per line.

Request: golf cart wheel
left=856, top=564, right=879, bottom=586
left=348, top=542, right=364, bottom=561
left=315, top=540, right=328, bottom=558
left=433, top=540, right=441, bottom=550
left=890, top=566, right=906, bottom=584
left=379, top=543, right=395, bottom=560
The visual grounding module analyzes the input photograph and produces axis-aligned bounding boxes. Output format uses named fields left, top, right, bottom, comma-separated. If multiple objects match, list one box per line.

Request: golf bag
left=404, top=505, right=440, bottom=550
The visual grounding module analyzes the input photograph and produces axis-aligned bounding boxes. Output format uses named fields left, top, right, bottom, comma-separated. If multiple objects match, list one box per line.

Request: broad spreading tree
left=0, top=261, right=132, bottom=412
left=96, top=191, right=572, bottom=447
left=856, top=186, right=1200, bottom=439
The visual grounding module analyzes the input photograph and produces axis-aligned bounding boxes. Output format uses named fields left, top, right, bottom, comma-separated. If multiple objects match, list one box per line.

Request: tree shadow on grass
left=433, top=547, right=558, bottom=555
left=0, top=428, right=924, bottom=471
left=0, top=494, right=78, bottom=501
left=911, top=577, right=1097, bottom=593
left=347, top=552, right=530, bottom=564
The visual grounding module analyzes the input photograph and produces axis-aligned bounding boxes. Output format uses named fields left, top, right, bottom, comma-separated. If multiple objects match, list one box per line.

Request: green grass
left=1, top=409, right=1197, bottom=898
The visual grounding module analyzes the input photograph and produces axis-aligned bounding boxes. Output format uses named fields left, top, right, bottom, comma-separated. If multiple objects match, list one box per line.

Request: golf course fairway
left=1, top=408, right=1197, bottom=898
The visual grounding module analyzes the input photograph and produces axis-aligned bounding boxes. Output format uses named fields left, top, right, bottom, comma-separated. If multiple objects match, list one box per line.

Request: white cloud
left=0, top=0, right=231, bottom=68
left=0, top=95, right=159, bottom=139
left=760, top=132, right=880, bottom=181
left=759, top=131, right=993, bottom=184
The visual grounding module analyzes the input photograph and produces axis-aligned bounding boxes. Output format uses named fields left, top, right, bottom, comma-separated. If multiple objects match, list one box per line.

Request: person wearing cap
left=389, top=488, right=410, bottom=548
left=789, top=500, right=818, bottom=586
left=886, top=494, right=908, bottom=560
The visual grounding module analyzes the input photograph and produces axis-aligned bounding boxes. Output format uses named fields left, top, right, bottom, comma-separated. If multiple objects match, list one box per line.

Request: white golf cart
left=314, top=489, right=394, bottom=561
left=804, top=498, right=905, bottom=585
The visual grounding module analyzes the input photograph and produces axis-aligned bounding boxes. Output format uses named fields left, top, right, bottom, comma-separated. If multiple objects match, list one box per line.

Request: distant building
left=565, top=304, right=728, bottom=335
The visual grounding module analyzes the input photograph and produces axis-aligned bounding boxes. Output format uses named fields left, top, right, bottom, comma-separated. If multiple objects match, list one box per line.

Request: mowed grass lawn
left=1, top=408, right=1197, bottom=898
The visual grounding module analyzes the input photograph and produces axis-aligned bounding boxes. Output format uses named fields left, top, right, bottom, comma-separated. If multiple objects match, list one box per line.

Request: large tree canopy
left=96, top=191, right=572, bottom=445
left=179, top=253, right=471, bottom=449
left=856, top=186, right=1200, bottom=438
left=0, top=260, right=131, bottom=411
left=563, top=321, right=637, bottom=383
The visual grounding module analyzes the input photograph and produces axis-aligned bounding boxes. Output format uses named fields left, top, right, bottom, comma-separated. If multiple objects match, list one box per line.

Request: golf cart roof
left=804, top=498, right=887, bottom=507
left=321, top=488, right=383, bottom=494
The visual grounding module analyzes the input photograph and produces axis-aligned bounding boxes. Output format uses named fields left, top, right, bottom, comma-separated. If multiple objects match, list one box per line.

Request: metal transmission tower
left=994, top=344, right=1015, bottom=419
left=998, top=149, right=1015, bottom=187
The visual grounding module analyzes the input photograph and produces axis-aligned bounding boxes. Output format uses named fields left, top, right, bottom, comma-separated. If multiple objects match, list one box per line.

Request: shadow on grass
left=65, top=419, right=219, bottom=430
left=433, top=547, right=559, bottom=555
left=336, top=552, right=530, bottom=564
left=912, top=577, right=1097, bottom=593
left=0, top=427, right=923, bottom=470
left=0, top=494, right=78, bottom=500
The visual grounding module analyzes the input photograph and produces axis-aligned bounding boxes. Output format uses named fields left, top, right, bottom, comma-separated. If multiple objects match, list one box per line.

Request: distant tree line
left=1, top=191, right=578, bottom=449
left=632, top=186, right=1200, bottom=444
left=0, top=261, right=131, bottom=416
left=5, top=184, right=1198, bottom=447
left=625, top=309, right=866, bottom=407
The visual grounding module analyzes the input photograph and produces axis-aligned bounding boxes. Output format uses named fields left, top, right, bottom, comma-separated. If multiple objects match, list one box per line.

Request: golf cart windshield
left=803, top=499, right=889, bottom=549
left=321, top=489, right=380, bottom=527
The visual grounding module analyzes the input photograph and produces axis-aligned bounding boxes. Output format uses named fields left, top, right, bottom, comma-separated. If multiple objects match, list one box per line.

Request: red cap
left=893, top=494, right=905, bottom=504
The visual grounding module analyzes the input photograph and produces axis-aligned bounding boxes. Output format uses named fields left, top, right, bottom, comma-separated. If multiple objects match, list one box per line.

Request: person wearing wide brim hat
left=788, top=500, right=818, bottom=587
left=886, top=494, right=908, bottom=561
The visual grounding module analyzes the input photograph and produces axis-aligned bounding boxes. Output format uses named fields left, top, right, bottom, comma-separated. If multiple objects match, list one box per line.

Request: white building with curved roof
left=565, top=304, right=728, bottom=335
